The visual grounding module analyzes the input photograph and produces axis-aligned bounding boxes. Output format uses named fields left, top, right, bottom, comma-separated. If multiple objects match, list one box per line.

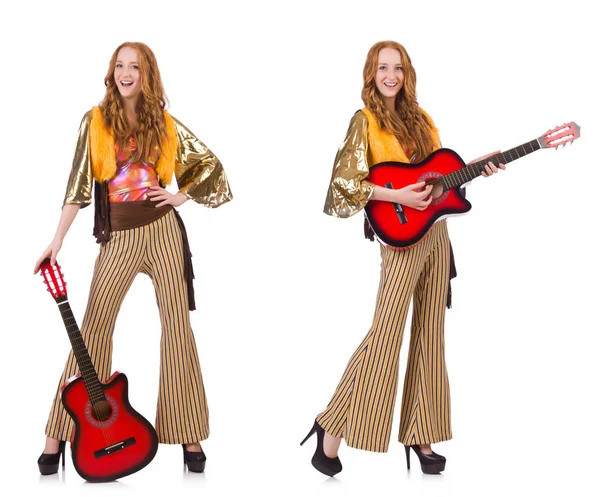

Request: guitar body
left=61, top=372, right=158, bottom=483
left=365, top=149, right=472, bottom=248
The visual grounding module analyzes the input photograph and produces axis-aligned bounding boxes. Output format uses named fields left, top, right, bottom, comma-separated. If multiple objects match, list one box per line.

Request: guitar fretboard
left=442, top=139, right=541, bottom=190
left=56, top=295, right=106, bottom=404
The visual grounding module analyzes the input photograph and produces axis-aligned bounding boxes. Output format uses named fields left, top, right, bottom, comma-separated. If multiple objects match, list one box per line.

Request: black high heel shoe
left=38, top=440, right=66, bottom=475
left=300, top=420, right=342, bottom=477
left=182, top=445, right=207, bottom=473
left=404, top=445, right=446, bottom=474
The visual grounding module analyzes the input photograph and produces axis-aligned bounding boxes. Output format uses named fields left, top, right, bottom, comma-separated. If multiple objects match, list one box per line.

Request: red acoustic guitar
left=365, top=122, right=581, bottom=248
left=40, top=259, right=158, bottom=482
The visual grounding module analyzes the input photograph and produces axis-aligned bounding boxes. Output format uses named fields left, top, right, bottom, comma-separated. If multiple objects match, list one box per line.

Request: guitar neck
left=443, top=138, right=541, bottom=190
left=55, top=295, right=106, bottom=404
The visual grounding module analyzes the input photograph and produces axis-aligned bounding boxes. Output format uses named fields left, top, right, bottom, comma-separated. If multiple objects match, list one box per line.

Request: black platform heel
left=405, top=445, right=446, bottom=474
left=182, top=445, right=207, bottom=473
left=300, top=420, right=342, bottom=477
left=38, top=440, right=66, bottom=475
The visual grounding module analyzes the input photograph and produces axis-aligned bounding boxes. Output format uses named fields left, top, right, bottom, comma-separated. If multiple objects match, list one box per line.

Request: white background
left=1, top=0, right=598, bottom=495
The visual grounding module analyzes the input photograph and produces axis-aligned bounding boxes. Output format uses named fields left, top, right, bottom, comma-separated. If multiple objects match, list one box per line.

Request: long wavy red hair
left=362, top=41, right=435, bottom=161
left=99, top=42, right=168, bottom=163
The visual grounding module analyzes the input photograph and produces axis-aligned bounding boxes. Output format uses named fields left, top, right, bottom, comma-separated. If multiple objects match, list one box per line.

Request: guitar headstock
left=538, top=122, right=581, bottom=149
left=40, top=258, right=68, bottom=301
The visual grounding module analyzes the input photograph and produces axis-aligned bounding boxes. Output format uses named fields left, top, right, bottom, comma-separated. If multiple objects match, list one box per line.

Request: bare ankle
left=184, top=442, right=202, bottom=452
left=44, top=437, right=60, bottom=453
left=323, top=431, right=342, bottom=458
left=419, top=444, right=433, bottom=455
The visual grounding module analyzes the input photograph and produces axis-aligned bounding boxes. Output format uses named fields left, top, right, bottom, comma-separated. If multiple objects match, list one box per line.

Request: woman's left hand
left=147, top=186, right=189, bottom=207
left=468, top=150, right=506, bottom=178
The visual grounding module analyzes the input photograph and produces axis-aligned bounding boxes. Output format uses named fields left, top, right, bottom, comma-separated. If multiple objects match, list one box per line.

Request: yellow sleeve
left=172, top=116, right=233, bottom=208
left=63, top=110, right=94, bottom=208
left=323, top=112, right=375, bottom=218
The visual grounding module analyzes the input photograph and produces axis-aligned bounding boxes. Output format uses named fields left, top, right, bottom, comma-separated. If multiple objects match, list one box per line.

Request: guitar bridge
left=385, top=182, right=408, bottom=224
left=94, top=437, right=136, bottom=459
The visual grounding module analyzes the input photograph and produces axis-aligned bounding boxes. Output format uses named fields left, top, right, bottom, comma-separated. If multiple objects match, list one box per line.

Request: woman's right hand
left=393, top=181, right=433, bottom=211
left=34, top=238, right=63, bottom=274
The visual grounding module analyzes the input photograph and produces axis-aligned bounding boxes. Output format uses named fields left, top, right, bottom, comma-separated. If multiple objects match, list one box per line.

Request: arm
left=34, top=204, right=81, bottom=273
left=173, top=116, right=232, bottom=207
left=63, top=111, right=94, bottom=207
left=324, top=111, right=435, bottom=214
left=34, top=112, right=94, bottom=273
left=323, top=112, right=375, bottom=218
left=148, top=116, right=232, bottom=208
left=371, top=183, right=433, bottom=210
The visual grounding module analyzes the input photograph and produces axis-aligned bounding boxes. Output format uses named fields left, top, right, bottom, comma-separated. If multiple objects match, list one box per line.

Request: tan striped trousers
left=45, top=210, right=209, bottom=444
left=316, top=220, right=452, bottom=452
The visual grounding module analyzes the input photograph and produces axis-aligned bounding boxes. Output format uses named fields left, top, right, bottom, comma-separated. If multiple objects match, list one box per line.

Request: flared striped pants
left=45, top=210, right=209, bottom=444
left=316, top=220, right=452, bottom=452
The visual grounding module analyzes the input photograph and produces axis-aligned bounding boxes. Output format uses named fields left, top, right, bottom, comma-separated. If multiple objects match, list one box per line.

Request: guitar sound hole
left=85, top=396, right=119, bottom=428
left=92, top=401, right=113, bottom=422
left=429, top=182, right=444, bottom=200
left=418, top=172, right=448, bottom=206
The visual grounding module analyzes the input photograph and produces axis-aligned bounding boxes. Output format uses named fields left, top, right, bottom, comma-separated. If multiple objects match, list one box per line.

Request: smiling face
left=374, top=47, right=404, bottom=108
left=113, top=46, right=141, bottom=103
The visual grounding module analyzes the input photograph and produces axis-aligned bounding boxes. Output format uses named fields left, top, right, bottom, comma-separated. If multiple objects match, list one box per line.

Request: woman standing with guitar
left=34, top=42, right=232, bottom=475
left=301, top=41, right=504, bottom=476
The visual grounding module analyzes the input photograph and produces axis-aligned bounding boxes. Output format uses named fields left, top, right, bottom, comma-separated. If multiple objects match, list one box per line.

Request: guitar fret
left=451, top=171, right=459, bottom=186
left=452, top=138, right=542, bottom=188
left=450, top=170, right=461, bottom=189
left=86, top=380, right=104, bottom=390
left=85, top=383, right=104, bottom=395
left=462, top=168, right=471, bottom=184
left=54, top=299, right=105, bottom=400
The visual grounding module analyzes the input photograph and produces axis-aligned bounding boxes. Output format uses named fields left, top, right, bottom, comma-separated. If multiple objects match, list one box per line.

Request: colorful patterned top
left=108, top=137, right=160, bottom=202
